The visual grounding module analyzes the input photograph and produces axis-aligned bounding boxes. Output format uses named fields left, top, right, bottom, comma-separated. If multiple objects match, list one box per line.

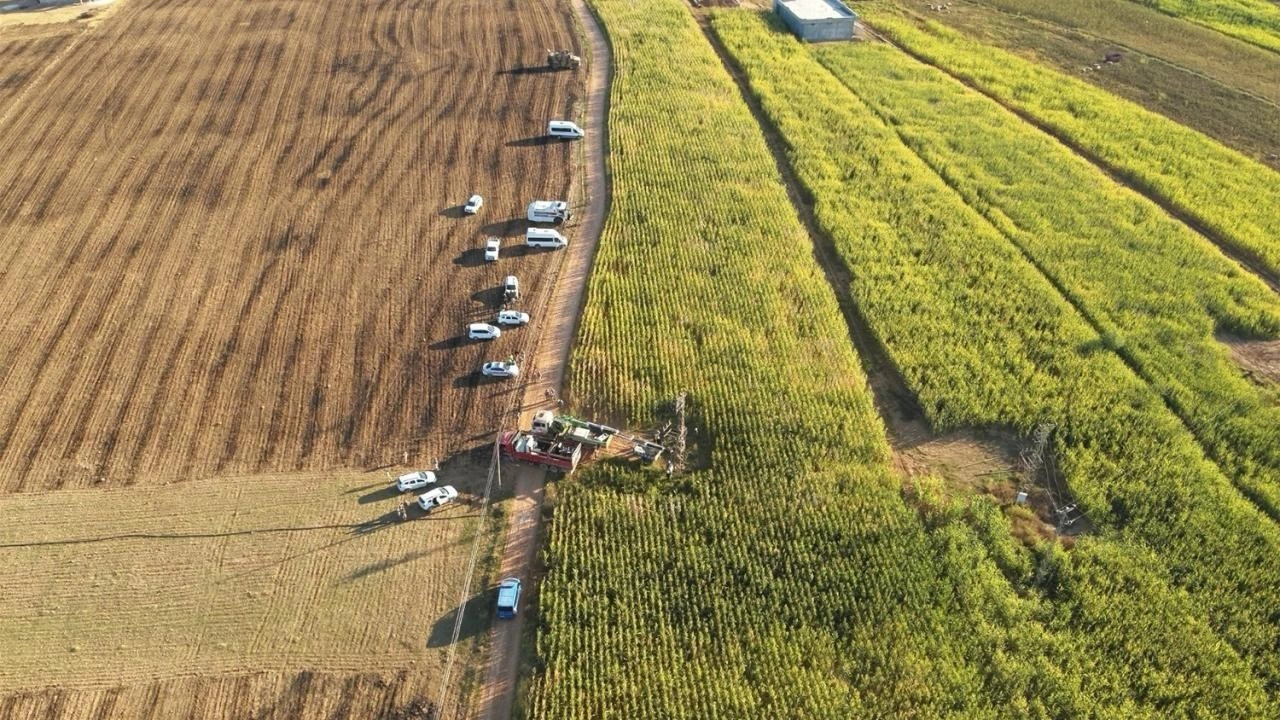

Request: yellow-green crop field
left=868, top=13, right=1280, bottom=283
left=524, top=0, right=1280, bottom=716
left=811, top=32, right=1280, bottom=521
left=712, top=7, right=1280, bottom=700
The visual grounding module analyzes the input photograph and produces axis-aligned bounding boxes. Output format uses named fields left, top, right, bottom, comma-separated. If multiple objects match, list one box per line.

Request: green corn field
left=524, top=1, right=1280, bottom=716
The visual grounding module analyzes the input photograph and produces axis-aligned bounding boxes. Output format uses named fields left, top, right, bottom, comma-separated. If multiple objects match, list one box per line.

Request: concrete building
left=774, top=0, right=857, bottom=42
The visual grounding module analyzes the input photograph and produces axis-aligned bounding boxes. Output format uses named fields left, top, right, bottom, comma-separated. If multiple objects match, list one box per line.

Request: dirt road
left=471, top=0, right=613, bottom=717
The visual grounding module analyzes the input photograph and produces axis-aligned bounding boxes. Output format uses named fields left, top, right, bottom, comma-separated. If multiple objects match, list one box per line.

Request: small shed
left=774, top=0, right=857, bottom=42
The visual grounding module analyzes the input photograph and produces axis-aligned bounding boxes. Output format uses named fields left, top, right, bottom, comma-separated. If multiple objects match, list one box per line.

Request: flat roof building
left=774, top=0, right=857, bottom=42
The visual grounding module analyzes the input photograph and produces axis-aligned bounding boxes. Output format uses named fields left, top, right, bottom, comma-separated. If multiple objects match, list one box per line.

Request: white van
left=547, top=120, right=584, bottom=139
left=527, top=200, right=571, bottom=224
left=526, top=228, right=568, bottom=249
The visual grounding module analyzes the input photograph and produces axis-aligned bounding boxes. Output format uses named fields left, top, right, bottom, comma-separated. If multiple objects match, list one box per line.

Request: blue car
left=496, top=577, right=522, bottom=619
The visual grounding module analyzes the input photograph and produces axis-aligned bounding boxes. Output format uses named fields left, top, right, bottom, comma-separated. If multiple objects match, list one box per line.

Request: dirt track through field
left=0, top=0, right=580, bottom=493
left=471, top=0, right=613, bottom=715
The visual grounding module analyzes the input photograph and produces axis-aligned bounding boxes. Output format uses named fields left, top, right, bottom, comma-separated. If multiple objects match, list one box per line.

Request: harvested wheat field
left=0, top=0, right=583, bottom=715
left=0, top=0, right=581, bottom=493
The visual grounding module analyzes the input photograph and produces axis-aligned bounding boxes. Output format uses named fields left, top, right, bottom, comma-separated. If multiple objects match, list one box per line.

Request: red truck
left=500, top=430, right=585, bottom=473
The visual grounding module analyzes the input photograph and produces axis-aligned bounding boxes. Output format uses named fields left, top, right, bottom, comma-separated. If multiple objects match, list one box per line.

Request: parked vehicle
left=396, top=470, right=437, bottom=492
left=484, top=237, right=501, bottom=262
left=525, top=227, right=568, bottom=249
left=463, top=194, right=484, bottom=215
left=496, top=577, right=522, bottom=619
left=531, top=410, right=616, bottom=447
left=500, top=430, right=582, bottom=472
left=496, top=310, right=530, bottom=326
left=504, top=275, right=520, bottom=301
left=547, top=120, right=584, bottom=139
left=527, top=200, right=571, bottom=224
left=546, top=49, right=581, bottom=70
left=417, top=485, right=458, bottom=512
left=482, top=361, right=520, bottom=378
left=468, top=323, right=501, bottom=341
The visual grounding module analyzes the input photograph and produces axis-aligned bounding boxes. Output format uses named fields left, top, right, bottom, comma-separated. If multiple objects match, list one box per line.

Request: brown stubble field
left=0, top=0, right=580, bottom=493
left=0, top=0, right=582, bottom=716
left=0, top=24, right=78, bottom=113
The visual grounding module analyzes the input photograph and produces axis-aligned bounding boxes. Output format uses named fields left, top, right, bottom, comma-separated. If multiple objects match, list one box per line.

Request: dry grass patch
left=0, top=467, right=497, bottom=694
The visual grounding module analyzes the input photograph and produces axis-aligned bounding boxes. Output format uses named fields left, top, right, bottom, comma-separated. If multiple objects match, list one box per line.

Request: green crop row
left=531, top=0, right=1003, bottom=713
left=810, top=40, right=1280, bottom=521
left=863, top=13, right=1280, bottom=284
left=524, top=0, right=1278, bottom=715
left=710, top=9, right=1280, bottom=702
left=1125, top=0, right=1280, bottom=53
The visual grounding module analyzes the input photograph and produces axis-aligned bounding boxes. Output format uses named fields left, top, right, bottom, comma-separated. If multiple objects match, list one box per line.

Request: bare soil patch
left=1220, top=333, right=1280, bottom=385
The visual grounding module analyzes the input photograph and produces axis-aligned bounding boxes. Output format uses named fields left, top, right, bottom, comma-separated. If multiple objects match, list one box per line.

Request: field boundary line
left=0, top=514, right=485, bottom=549
left=959, top=0, right=1280, bottom=110
left=849, top=24, right=1280, bottom=525
left=865, top=20, right=1280, bottom=294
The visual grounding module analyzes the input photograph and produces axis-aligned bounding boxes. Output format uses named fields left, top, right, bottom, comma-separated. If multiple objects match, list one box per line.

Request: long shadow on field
left=343, top=547, right=432, bottom=584
left=350, top=506, right=413, bottom=535
left=498, top=65, right=559, bottom=76
left=439, top=205, right=468, bottom=219
left=453, top=248, right=490, bottom=267
left=427, top=591, right=490, bottom=648
left=482, top=218, right=527, bottom=237
left=507, top=135, right=554, bottom=148
left=429, top=335, right=467, bottom=352
left=358, top=485, right=402, bottom=505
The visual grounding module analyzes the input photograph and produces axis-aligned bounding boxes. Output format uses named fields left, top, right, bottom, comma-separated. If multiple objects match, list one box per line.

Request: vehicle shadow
left=497, top=65, right=558, bottom=76
left=454, top=370, right=519, bottom=389
left=482, top=218, right=526, bottom=237
left=470, top=285, right=508, bottom=307
left=505, top=244, right=561, bottom=259
left=357, top=485, right=402, bottom=505
left=506, top=136, right=552, bottom=148
left=428, top=335, right=466, bottom=352
left=349, top=506, right=411, bottom=535
left=453, top=248, right=490, bottom=267
left=438, top=205, right=467, bottom=219
left=427, top=591, right=490, bottom=648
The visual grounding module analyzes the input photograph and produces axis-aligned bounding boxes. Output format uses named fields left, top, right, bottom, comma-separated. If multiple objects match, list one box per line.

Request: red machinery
left=499, top=430, right=588, bottom=473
